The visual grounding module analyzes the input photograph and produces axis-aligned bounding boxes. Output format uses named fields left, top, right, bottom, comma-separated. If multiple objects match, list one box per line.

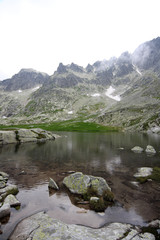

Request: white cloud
left=0, top=0, right=160, bottom=79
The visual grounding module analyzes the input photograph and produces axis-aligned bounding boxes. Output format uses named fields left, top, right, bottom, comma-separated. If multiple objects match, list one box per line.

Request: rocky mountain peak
left=132, top=37, right=160, bottom=71
left=69, top=63, right=84, bottom=73
left=0, top=68, right=49, bottom=91
left=56, top=63, right=68, bottom=74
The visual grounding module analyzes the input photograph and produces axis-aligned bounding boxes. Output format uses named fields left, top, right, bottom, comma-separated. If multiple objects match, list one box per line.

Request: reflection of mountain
left=0, top=37, right=160, bottom=130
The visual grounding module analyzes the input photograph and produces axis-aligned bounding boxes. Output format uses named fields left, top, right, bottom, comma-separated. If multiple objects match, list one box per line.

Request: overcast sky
left=0, top=0, right=159, bottom=79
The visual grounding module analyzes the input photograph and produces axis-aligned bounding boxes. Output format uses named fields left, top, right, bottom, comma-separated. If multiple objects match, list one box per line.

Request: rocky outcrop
left=9, top=211, right=156, bottom=240
left=0, top=128, right=59, bottom=145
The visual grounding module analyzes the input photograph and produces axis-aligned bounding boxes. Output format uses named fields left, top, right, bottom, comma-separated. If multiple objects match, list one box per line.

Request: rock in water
left=63, top=172, right=111, bottom=196
left=48, top=178, right=59, bottom=190
left=4, top=194, right=21, bottom=207
left=0, top=184, right=19, bottom=199
left=9, top=212, right=155, bottom=240
left=0, top=203, right=10, bottom=219
left=134, top=167, right=153, bottom=178
left=145, top=145, right=156, bottom=154
left=131, top=146, right=144, bottom=153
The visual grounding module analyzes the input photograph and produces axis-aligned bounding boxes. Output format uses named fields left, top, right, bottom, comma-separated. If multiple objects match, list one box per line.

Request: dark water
left=0, top=132, right=160, bottom=239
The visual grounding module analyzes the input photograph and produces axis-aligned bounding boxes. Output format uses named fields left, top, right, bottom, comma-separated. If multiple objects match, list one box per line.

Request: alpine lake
left=0, top=131, right=160, bottom=239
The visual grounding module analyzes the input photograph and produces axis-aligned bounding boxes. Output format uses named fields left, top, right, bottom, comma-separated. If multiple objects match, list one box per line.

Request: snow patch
left=18, top=89, right=22, bottom=93
left=32, top=86, right=40, bottom=91
left=105, top=86, right=121, bottom=101
left=132, top=64, right=142, bottom=76
left=2, top=116, right=7, bottom=119
left=68, top=111, right=73, bottom=114
left=91, top=93, right=101, bottom=97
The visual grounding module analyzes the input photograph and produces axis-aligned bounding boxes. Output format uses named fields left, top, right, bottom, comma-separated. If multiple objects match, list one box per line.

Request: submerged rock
left=48, top=178, right=59, bottom=190
left=134, top=167, right=153, bottom=178
left=145, top=145, right=156, bottom=154
left=131, top=146, right=144, bottom=153
left=9, top=211, right=156, bottom=240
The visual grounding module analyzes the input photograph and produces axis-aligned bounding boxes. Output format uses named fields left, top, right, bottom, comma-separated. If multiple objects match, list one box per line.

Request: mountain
left=0, top=68, right=49, bottom=91
left=0, top=37, right=160, bottom=132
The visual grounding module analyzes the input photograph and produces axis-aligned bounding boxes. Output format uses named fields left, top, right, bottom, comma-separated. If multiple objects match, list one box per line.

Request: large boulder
left=63, top=172, right=111, bottom=196
left=9, top=211, right=155, bottom=240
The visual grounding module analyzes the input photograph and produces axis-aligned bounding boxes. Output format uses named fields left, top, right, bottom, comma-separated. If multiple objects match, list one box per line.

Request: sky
left=0, top=0, right=160, bottom=80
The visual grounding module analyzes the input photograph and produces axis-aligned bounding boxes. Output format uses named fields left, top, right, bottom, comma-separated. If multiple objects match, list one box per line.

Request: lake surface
left=0, top=132, right=160, bottom=239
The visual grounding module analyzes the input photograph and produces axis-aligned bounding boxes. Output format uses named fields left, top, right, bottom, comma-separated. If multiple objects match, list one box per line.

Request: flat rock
left=0, top=128, right=59, bottom=144
left=131, top=146, right=143, bottom=153
left=48, top=178, right=59, bottom=190
left=9, top=212, right=155, bottom=240
left=145, top=145, right=156, bottom=154
left=0, top=203, right=10, bottom=219
left=4, top=194, right=21, bottom=207
left=134, top=167, right=153, bottom=178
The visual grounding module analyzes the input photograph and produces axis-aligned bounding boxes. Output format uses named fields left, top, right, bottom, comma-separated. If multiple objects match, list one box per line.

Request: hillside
left=0, top=37, right=160, bottom=132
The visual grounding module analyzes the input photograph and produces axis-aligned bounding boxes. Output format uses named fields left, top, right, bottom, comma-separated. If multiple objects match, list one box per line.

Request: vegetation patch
left=0, top=120, right=120, bottom=133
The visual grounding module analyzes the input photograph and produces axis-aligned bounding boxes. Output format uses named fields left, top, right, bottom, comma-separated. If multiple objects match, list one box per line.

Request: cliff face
left=0, top=37, right=160, bottom=131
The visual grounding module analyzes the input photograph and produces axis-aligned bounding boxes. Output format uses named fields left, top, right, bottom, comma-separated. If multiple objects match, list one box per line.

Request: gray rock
left=48, top=178, right=59, bottom=190
left=148, top=219, right=160, bottom=228
left=0, top=184, right=19, bottom=199
left=131, top=146, right=144, bottom=153
left=4, top=194, right=21, bottom=207
left=0, top=181, right=6, bottom=189
left=9, top=212, right=156, bottom=240
left=0, top=171, right=9, bottom=180
left=145, top=145, right=156, bottom=154
left=0, top=128, right=59, bottom=145
left=134, top=167, right=153, bottom=178
left=63, top=172, right=111, bottom=196
left=0, top=131, right=17, bottom=144
left=150, top=126, right=160, bottom=134
left=0, top=203, right=10, bottom=219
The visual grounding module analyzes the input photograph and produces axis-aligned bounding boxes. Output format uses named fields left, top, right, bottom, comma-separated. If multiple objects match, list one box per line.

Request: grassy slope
left=0, top=120, right=120, bottom=132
